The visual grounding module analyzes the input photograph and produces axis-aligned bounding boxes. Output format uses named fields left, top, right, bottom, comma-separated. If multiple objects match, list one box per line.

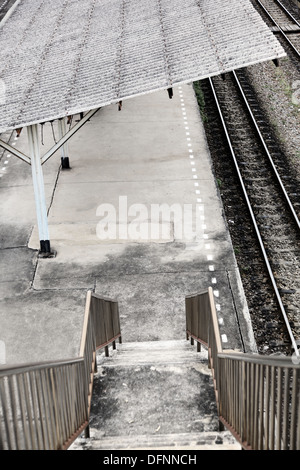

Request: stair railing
left=0, top=290, right=121, bottom=450
left=186, top=287, right=300, bottom=450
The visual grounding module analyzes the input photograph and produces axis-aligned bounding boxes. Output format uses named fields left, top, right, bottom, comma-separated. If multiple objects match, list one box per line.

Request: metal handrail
left=186, top=288, right=300, bottom=450
left=0, top=357, right=84, bottom=377
left=0, top=290, right=121, bottom=450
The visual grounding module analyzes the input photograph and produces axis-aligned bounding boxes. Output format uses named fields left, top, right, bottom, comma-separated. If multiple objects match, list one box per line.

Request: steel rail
left=232, top=70, right=300, bottom=231
left=274, top=0, right=300, bottom=28
left=0, top=0, right=21, bottom=29
left=208, top=76, right=300, bottom=358
left=256, top=0, right=300, bottom=58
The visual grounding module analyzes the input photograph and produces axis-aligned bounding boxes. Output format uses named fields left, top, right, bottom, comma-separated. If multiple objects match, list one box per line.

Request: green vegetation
left=234, top=246, right=240, bottom=256
left=193, top=81, right=207, bottom=123
left=274, top=68, right=299, bottom=116
left=216, top=178, right=222, bottom=188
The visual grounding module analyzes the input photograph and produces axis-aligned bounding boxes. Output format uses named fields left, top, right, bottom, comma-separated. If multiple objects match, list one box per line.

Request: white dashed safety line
left=0, top=135, right=16, bottom=180
left=0, top=155, right=8, bottom=178
left=179, top=85, right=227, bottom=344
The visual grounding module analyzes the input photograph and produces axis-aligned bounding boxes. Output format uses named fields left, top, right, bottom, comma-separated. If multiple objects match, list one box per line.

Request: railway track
left=0, top=0, right=17, bottom=23
left=196, top=70, right=300, bottom=358
left=253, top=0, right=300, bottom=65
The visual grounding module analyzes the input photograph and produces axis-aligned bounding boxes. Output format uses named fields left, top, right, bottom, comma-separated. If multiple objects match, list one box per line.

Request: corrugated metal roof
left=0, top=0, right=286, bottom=132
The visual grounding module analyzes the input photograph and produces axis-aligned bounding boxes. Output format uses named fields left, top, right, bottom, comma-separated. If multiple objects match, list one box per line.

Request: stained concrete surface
left=91, top=354, right=218, bottom=437
left=0, top=84, right=256, bottom=366
left=71, top=340, right=241, bottom=450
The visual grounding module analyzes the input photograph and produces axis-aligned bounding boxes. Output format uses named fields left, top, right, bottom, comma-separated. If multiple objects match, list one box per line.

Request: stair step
left=90, top=340, right=219, bottom=441
left=70, top=431, right=240, bottom=450
left=70, top=340, right=240, bottom=451
left=98, top=340, right=208, bottom=367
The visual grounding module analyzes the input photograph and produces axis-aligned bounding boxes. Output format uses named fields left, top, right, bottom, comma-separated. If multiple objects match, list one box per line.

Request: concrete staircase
left=70, top=340, right=240, bottom=450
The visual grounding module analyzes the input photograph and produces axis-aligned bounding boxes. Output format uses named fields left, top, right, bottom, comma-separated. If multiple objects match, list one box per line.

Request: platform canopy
left=0, top=0, right=286, bottom=133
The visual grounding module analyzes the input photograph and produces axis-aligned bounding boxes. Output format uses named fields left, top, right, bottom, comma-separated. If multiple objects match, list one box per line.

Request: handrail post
left=84, top=424, right=90, bottom=439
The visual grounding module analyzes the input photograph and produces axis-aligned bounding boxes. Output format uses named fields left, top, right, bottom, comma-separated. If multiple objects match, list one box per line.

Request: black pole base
left=167, top=87, right=173, bottom=99
left=61, top=157, right=70, bottom=169
left=38, top=240, right=57, bottom=258
left=84, top=424, right=90, bottom=439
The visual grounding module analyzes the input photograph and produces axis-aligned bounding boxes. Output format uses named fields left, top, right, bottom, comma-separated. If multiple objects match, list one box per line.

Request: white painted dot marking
left=205, top=244, right=211, bottom=249
left=212, top=277, right=217, bottom=284
left=219, top=318, right=224, bottom=325
left=221, top=334, right=228, bottom=343
left=207, top=254, right=213, bottom=261
left=209, top=265, right=215, bottom=271
left=216, top=304, right=221, bottom=311
left=195, top=190, right=200, bottom=195
left=214, top=290, right=219, bottom=297
left=194, top=182, right=199, bottom=187
left=193, top=175, right=198, bottom=179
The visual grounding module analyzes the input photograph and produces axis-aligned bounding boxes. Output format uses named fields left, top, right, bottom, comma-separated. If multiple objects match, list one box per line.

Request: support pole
left=27, top=125, right=55, bottom=257
left=167, top=87, right=173, bottom=99
left=0, top=139, right=31, bottom=164
left=58, top=118, right=70, bottom=169
left=41, top=108, right=100, bottom=165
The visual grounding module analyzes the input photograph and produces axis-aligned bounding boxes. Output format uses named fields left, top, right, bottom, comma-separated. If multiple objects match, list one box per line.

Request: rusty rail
left=0, top=291, right=121, bottom=450
left=186, top=287, right=300, bottom=450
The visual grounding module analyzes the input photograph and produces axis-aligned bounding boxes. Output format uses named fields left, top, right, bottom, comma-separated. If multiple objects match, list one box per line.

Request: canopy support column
left=58, top=117, right=70, bottom=169
left=27, top=124, right=55, bottom=258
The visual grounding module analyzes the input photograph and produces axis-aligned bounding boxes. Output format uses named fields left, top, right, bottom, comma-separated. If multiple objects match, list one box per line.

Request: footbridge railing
left=186, top=288, right=300, bottom=450
left=0, top=291, right=121, bottom=450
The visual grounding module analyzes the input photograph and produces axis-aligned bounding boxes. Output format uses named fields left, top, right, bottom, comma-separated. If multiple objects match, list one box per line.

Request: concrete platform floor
left=0, top=83, right=257, bottom=366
